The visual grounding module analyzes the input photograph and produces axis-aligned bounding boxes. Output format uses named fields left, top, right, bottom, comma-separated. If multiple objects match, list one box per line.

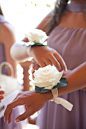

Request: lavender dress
left=36, top=3, right=86, bottom=129
left=0, top=15, right=27, bottom=129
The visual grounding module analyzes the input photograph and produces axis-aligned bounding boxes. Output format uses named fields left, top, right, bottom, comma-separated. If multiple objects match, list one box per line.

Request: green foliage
left=35, top=77, right=68, bottom=93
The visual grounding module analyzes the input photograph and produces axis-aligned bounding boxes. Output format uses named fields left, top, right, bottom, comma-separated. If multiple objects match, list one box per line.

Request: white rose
left=26, top=29, right=49, bottom=43
left=33, top=65, right=63, bottom=89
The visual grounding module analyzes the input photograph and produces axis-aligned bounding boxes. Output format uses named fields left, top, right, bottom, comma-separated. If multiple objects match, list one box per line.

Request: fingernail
left=15, top=119, right=20, bottom=123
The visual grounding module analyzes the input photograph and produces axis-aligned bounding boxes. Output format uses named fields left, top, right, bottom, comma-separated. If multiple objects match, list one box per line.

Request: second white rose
left=33, top=65, right=63, bottom=89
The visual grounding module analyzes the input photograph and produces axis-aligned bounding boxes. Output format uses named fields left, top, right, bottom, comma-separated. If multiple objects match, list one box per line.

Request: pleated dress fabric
left=36, top=3, right=86, bottom=129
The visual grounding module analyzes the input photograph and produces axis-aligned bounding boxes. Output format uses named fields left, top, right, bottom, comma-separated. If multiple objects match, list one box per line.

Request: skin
left=4, top=62, right=86, bottom=123
left=0, top=86, right=5, bottom=102
left=4, top=0, right=86, bottom=124
left=22, top=0, right=86, bottom=70
left=22, top=11, right=67, bottom=72
left=0, top=22, right=17, bottom=77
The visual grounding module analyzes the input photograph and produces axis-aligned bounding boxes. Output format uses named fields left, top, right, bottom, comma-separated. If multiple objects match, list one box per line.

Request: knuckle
left=54, top=61, right=58, bottom=66
left=7, top=104, right=11, bottom=109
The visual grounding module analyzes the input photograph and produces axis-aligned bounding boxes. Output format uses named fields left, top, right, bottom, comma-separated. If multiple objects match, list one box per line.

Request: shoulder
left=3, top=23, right=15, bottom=37
left=36, top=10, right=53, bottom=31
left=0, top=22, right=16, bottom=44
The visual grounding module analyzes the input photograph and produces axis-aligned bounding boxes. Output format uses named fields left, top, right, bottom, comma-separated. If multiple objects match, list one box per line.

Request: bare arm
left=0, top=23, right=17, bottom=77
left=4, top=62, right=86, bottom=123
left=10, top=11, right=67, bottom=71
left=32, top=60, right=86, bottom=95
left=58, top=62, right=86, bottom=95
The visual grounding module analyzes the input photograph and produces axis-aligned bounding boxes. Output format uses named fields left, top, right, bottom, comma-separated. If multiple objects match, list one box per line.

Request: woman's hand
left=4, top=90, right=53, bottom=124
left=0, top=86, right=5, bottom=102
left=29, top=46, right=67, bottom=72
left=81, top=87, right=86, bottom=91
left=31, top=59, right=40, bottom=79
left=63, top=70, right=71, bottom=76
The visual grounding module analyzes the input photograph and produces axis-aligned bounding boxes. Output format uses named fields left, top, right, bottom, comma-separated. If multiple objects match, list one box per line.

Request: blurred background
left=1, top=0, right=55, bottom=41
left=0, top=0, right=55, bottom=129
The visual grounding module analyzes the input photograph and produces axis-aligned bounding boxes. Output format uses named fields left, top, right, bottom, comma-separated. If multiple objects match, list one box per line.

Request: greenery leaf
left=35, top=77, right=68, bottom=93
left=34, top=43, right=45, bottom=46
left=23, top=42, right=47, bottom=47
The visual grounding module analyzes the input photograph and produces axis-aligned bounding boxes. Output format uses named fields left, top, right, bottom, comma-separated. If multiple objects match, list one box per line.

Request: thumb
left=15, top=107, right=35, bottom=123
left=15, top=111, right=28, bottom=123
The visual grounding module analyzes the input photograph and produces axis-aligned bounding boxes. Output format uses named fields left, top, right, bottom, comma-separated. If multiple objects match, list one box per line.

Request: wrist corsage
left=10, top=29, right=48, bottom=62
left=33, top=65, right=73, bottom=111
left=25, top=29, right=49, bottom=54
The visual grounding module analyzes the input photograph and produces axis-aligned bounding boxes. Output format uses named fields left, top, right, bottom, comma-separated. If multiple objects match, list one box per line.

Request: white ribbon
left=51, top=88, right=73, bottom=111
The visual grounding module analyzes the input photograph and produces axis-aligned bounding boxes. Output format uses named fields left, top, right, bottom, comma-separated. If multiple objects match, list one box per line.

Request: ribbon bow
left=53, top=97, right=73, bottom=111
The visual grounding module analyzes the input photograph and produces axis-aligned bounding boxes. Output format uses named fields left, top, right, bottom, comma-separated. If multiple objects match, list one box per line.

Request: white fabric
left=51, top=88, right=58, bottom=99
left=0, top=62, right=18, bottom=96
left=51, top=88, right=73, bottom=111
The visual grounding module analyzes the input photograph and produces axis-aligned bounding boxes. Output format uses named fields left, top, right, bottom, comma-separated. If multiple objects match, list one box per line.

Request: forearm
left=45, top=62, right=86, bottom=100
left=58, top=62, right=86, bottom=96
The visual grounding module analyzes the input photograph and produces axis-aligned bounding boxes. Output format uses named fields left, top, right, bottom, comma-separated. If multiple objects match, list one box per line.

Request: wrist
left=27, top=43, right=47, bottom=57
left=43, top=88, right=58, bottom=102
left=44, top=91, right=53, bottom=102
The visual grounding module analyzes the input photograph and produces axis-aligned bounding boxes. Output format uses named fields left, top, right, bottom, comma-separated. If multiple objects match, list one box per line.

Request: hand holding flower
left=26, top=29, right=67, bottom=71
left=10, top=29, right=67, bottom=71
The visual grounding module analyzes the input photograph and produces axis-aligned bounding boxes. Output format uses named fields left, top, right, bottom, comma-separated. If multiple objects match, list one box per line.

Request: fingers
left=0, top=96, right=4, bottom=102
left=48, top=54, right=62, bottom=71
left=4, top=99, right=22, bottom=122
left=0, top=87, right=4, bottom=102
left=15, top=106, right=36, bottom=122
left=0, top=88, right=5, bottom=95
left=12, top=93, right=21, bottom=102
left=15, top=110, right=30, bottom=122
left=31, top=60, right=41, bottom=79
left=32, top=62, right=40, bottom=70
left=31, top=47, right=67, bottom=71
left=8, top=109, right=13, bottom=124
left=32, top=56, right=46, bottom=67
left=43, top=58, right=52, bottom=66
left=54, top=53, right=67, bottom=71
left=36, top=60, right=46, bottom=67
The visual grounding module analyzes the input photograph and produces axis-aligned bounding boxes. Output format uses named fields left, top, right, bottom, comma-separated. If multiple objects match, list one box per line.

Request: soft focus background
left=0, top=0, right=55, bottom=129
left=1, top=0, right=55, bottom=41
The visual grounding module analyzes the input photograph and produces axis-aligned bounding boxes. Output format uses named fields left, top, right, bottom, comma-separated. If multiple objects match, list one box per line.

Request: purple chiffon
left=0, top=15, right=28, bottom=129
left=36, top=4, right=86, bottom=129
